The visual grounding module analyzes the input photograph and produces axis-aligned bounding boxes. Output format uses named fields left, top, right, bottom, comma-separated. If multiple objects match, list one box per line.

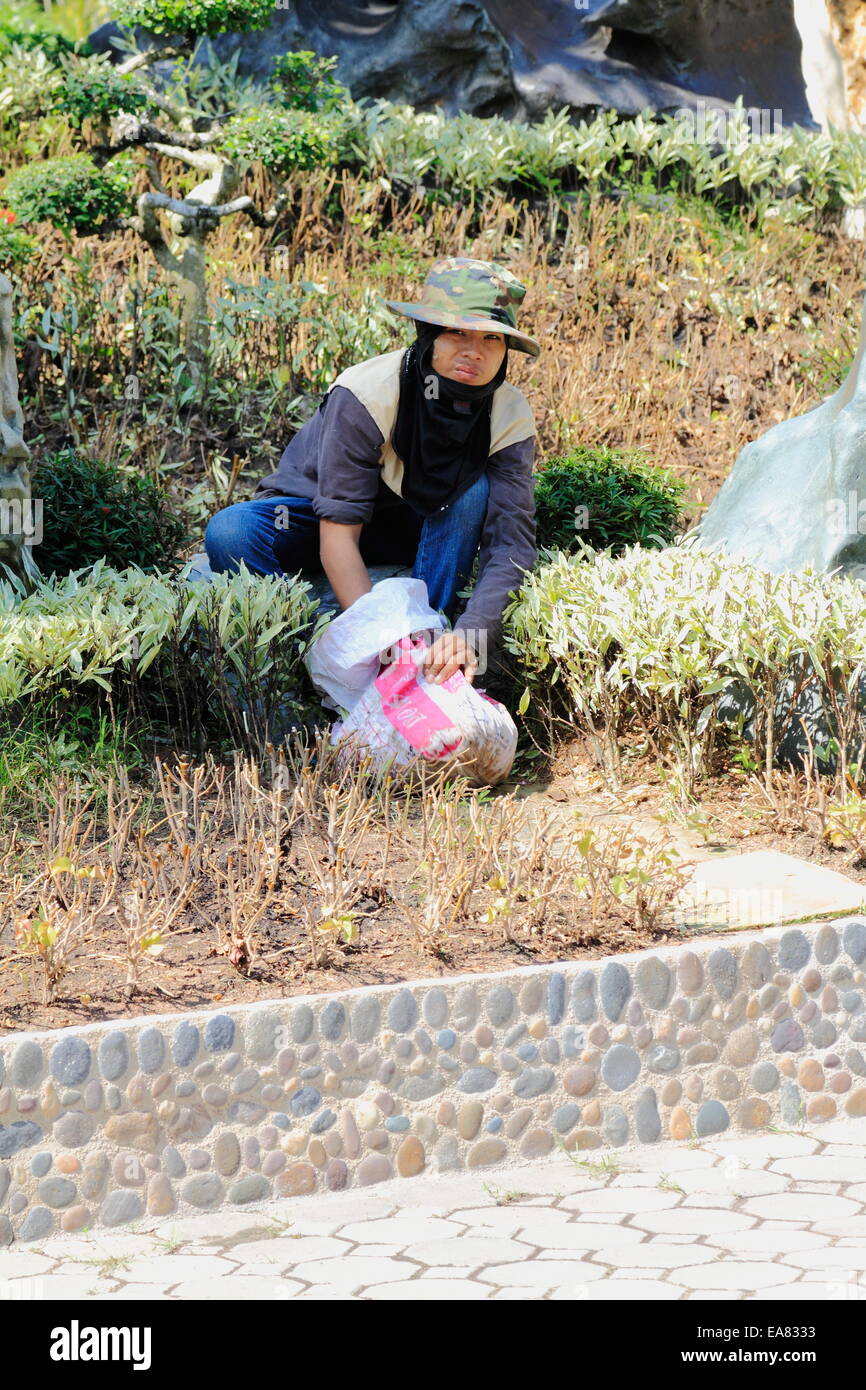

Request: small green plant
left=0, top=210, right=37, bottom=271
left=221, top=107, right=344, bottom=176
left=4, top=154, right=133, bottom=234
left=505, top=543, right=866, bottom=800
left=150, top=1232, right=185, bottom=1253
left=656, top=765, right=713, bottom=840
left=33, top=448, right=188, bottom=577
left=52, top=55, right=152, bottom=128
left=572, top=819, right=692, bottom=933
left=533, top=445, right=687, bottom=556
left=555, top=1135, right=621, bottom=1178
left=657, top=1173, right=685, bottom=1194
left=482, top=1182, right=527, bottom=1206
left=730, top=740, right=760, bottom=775
left=270, top=51, right=345, bottom=113
left=0, top=559, right=325, bottom=752
left=822, top=789, right=866, bottom=860
left=79, top=1251, right=135, bottom=1277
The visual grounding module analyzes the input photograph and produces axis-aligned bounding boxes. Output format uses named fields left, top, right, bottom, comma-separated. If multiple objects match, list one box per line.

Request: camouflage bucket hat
left=384, top=256, right=541, bottom=357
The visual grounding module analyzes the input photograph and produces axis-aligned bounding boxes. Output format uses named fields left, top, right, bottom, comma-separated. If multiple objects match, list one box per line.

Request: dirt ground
left=2, top=736, right=862, bottom=1037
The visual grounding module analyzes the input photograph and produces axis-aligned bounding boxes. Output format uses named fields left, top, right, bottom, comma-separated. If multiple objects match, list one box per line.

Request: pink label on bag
left=374, top=638, right=461, bottom=757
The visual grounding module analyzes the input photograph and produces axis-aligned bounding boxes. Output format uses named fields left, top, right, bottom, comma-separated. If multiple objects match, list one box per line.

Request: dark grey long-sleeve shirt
left=255, top=384, right=536, bottom=646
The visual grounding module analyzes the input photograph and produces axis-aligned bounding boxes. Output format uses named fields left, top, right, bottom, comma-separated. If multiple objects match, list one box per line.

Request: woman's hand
left=423, top=630, right=478, bottom=685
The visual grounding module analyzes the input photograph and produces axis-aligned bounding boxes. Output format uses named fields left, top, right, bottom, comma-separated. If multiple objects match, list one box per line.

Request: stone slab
left=668, top=849, right=866, bottom=929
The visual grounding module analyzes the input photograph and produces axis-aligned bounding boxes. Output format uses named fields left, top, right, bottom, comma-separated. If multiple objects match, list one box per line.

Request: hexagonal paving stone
left=673, top=1261, right=800, bottom=1290
left=401, top=1235, right=529, bottom=1266
left=630, top=1209, right=757, bottom=1234
left=336, top=1217, right=463, bottom=1245
left=589, top=1243, right=717, bottom=1268
left=279, top=1257, right=417, bottom=1289
left=171, top=1276, right=307, bottom=1299
left=560, top=1188, right=683, bottom=1213
left=549, top=1280, right=685, bottom=1300
left=741, top=1193, right=861, bottom=1222
left=362, top=1279, right=490, bottom=1300
left=476, top=1260, right=606, bottom=1288
left=226, top=1236, right=349, bottom=1266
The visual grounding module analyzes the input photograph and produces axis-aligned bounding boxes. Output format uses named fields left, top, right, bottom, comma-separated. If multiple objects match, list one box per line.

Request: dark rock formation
left=89, top=0, right=817, bottom=125
left=486, top=0, right=815, bottom=123
left=89, top=1, right=520, bottom=119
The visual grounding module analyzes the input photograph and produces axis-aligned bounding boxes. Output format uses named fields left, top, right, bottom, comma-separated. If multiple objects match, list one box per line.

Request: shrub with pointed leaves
left=504, top=544, right=866, bottom=794
left=534, top=446, right=687, bottom=556
left=0, top=560, right=328, bottom=746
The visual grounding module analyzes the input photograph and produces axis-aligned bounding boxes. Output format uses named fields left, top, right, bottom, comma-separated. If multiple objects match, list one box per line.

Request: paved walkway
left=4, top=1119, right=866, bottom=1300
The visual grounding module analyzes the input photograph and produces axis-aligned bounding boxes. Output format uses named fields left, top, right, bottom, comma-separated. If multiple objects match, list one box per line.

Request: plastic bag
left=305, top=576, right=445, bottom=714
left=306, top=577, right=518, bottom=785
left=331, top=633, right=518, bottom=786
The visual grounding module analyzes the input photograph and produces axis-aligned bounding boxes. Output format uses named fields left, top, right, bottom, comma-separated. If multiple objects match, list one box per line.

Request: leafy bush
left=52, top=56, right=152, bottom=127
left=533, top=446, right=687, bottom=555
left=4, top=155, right=133, bottom=233
left=0, top=211, right=36, bottom=271
left=0, top=41, right=65, bottom=125
left=110, top=0, right=276, bottom=39
left=32, top=449, right=188, bottom=577
left=336, top=97, right=866, bottom=222
left=270, top=51, right=345, bottom=113
left=0, top=559, right=327, bottom=748
left=221, top=106, right=345, bottom=175
left=165, top=42, right=264, bottom=118
left=504, top=544, right=866, bottom=795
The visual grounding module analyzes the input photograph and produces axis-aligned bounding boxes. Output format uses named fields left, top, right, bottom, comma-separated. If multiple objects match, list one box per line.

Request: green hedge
left=534, top=446, right=687, bottom=555
left=503, top=543, right=866, bottom=791
left=0, top=560, right=327, bottom=747
left=32, top=449, right=189, bottom=578
left=4, top=155, right=133, bottom=234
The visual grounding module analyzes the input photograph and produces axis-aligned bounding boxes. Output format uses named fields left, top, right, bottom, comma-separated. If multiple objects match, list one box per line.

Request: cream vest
left=330, top=347, right=535, bottom=499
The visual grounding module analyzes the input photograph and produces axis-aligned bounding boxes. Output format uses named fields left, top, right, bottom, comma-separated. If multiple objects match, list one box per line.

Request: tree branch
left=117, top=46, right=186, bottom=75
left=239, top=192, right=290, bottom=228
left=146, top=152, right=167, bottom=195
left=91, top=115, right=219, bottom=165
left=117, top=189, right=289, bottom=243
left=120, top=194, right=182, bottom=275
left=144, top=141, right=224, bottom=173
left=138, top=190, right=254, bottom=224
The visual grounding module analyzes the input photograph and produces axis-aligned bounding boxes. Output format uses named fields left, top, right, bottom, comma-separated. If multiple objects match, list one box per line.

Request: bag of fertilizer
left=305, top=579, right=518, bottom=786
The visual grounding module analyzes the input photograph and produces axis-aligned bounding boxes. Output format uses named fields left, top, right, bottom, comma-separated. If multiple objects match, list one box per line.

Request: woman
left=205, top=256, right=540, bottom=685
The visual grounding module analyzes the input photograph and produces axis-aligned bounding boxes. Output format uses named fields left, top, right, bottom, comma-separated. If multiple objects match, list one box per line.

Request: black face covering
left=390, top=324, right=508, bottom=518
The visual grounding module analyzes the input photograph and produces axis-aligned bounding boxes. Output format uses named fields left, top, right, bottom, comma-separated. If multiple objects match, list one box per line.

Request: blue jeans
left=204, top=473, right=490, bottom=623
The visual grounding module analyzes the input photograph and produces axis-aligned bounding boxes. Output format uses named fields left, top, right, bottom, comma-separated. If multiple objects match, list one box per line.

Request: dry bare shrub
left=273, top=728, right=385, bottom=966
left=402, top=782, right=482, bottom=960
left=510, top=812, right=579, bottom=937
left=6, top=779, right=111, bottom=1003
left=571, top=818, right=693, bottom=933
left=199, top=833, right=279, bottom=975
left=103, top=847, right=199, bottom=998
left=153, top=755, right=228, bottom=871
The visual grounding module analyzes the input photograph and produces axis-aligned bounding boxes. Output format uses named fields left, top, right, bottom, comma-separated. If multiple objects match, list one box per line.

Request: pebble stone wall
left=4, top=917, right=866, bottom=1243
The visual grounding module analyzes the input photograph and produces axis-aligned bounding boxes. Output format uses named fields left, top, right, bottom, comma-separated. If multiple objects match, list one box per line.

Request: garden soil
left=3, top=737, right=863, bottom=1036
